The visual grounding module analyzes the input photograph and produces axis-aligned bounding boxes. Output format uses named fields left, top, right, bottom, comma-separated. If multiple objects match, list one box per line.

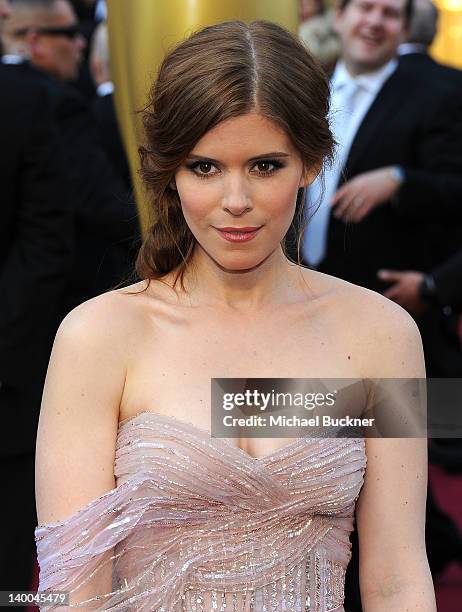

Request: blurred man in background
left=0, top=0, right=74, bottom=600
left=3, top=0, right=86, bottom=77
left=381, top=0, right=462, bottom=377
left=90, top=21, right=132, bottom=191
left=1, top=0, right=139, bottom=597
left=3, top=0, right=140, bottom=319
left=69, top=0, right=98, bottom=97
left=301, top=0, right=462, bottom=293
left=398, top=0, right=462, bottom=88
left=298, top=0, right=340, bottom=71
left=296, top=0, right=462, bottom=608
left=383, top=0, right=462, bottom=573
left=399, top=0, right=438, bottom=59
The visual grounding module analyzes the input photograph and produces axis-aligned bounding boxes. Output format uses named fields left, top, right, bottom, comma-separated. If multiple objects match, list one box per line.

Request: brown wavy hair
left=137, top=19, right=334, bottom=291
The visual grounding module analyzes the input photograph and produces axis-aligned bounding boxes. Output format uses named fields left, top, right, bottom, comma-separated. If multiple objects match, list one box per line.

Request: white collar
left=398, top=43, right=428, bottom=56
left=1, top=54, right=26, bottom=65
left=95, top=0, right=107, bottom=22
left=332, top=58, right=398, bottom=95
left=96, top=81, right=114, bottom=97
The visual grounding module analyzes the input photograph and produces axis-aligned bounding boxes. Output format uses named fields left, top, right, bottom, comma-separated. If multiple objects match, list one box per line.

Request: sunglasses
left=13, top=24, right=81, bottom=40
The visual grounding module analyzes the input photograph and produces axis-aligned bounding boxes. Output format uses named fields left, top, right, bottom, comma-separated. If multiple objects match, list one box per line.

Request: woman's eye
left=197, top=162, right=214, bottom=174
left=189, top=161, right=218, bottom=176
left=186, top=160, right=218, bottom=177
left=187, top=159, right=282, bottom=178
left=253, top=160, right=283, bottom=174
left=256, top=161, right=274, bottom=173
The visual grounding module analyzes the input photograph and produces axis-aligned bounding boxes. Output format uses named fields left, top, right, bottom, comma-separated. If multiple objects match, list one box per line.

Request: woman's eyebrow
left=185, top=152, right=291, bottom=163
left=248, top=152, right=290, bottom=161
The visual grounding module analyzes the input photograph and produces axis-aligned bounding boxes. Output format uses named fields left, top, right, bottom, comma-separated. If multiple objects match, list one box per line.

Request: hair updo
left=137, top=19, right=334, bottom=290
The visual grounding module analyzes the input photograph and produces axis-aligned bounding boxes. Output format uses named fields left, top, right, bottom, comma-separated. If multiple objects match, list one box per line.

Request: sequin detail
left=35, top=411, right=367, bottom=610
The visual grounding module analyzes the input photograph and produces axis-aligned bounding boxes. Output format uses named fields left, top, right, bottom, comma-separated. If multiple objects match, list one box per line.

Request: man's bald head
left=3, top=0, right=60, bottom=55
left=4, top=0, right=85, bottom=80
left=407, top=0, right=438, bottom=47
left=9, top=0, right=60, bottom=25
left=11, top=0, right=58, bottom=9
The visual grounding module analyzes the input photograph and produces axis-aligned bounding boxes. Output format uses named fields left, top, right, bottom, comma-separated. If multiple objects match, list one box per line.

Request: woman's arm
left=356, top=296, right=436, bottom=611
left=35, top=293, right=128, bottom=606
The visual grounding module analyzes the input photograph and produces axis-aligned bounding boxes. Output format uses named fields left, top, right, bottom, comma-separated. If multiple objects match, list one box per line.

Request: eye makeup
left=184, top=157, right=287, bottom=179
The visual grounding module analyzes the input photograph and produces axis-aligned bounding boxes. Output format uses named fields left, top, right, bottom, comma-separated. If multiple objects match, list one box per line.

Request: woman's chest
left=119, top=305, right=365, bottom=457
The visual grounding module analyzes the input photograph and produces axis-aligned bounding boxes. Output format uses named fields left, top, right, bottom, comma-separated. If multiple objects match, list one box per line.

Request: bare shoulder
left=349, top=281, right=425, bottom=378
left=300, top=268, right=425, bottom=378
left=43, top=282, right=153, bottom=425
left=56, top=280, right=150, bottom=348
left=36, top=282, right=155, bottom=526
left=61, top=280, right=151, bottom=325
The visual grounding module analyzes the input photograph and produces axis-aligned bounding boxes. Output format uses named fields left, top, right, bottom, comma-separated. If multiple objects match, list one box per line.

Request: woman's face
left=174, top=112, right=316, bottom=272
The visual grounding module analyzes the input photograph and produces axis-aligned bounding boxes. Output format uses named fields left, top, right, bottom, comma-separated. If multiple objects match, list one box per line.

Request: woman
left=35, top=20, right=435, bottom=611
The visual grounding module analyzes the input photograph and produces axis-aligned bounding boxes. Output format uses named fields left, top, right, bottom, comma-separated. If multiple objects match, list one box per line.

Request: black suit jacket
left=299, top=63, right=462, bottom=293
left=92, top=92, right=132, bottom=192
left=432, top=250, right=462, bottom=311
left=10, top=63, right=141, bottom=316
left=288, top=60, right=462, bottom=612
left=398, top=52, right=462, bottom=90
left=0, top=65, right=74, bottom=456
left=419, top=248, right=462, bottom=377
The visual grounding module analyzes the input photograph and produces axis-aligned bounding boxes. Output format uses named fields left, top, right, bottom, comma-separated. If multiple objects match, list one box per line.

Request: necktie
left=302, top=80, right=362, bottom=267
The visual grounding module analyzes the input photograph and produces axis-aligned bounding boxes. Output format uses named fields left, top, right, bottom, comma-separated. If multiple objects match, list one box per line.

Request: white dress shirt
left=398, top=43, right=428, bottom=56
left=95, top=0, right=107, bottom=22
left=96, top=81, right=114, bottom=97
left=302, top=58, right=398, bottom=267
left=1, top=54, right=26, bottom=65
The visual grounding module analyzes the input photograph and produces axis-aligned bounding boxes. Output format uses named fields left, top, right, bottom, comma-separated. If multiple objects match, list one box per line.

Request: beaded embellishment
left=35, top=412, right=366, bottom=610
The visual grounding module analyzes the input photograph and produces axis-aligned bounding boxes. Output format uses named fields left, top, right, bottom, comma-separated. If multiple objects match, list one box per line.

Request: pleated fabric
left=35, top=411, right=367, bottom=610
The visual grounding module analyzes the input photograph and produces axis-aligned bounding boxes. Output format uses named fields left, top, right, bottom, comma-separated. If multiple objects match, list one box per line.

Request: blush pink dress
left=35, top=411, right=367, bottom=610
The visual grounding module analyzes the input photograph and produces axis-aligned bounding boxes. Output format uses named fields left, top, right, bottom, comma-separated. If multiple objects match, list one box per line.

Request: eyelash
left=186, top=159, right=285, bottom=180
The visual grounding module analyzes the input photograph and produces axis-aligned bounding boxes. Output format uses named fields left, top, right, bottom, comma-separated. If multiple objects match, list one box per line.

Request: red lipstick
left=214, top=226, right=262, bottom=243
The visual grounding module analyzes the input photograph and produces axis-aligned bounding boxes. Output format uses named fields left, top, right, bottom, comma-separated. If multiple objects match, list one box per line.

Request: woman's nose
left=221, top=175, right=253, bottom=215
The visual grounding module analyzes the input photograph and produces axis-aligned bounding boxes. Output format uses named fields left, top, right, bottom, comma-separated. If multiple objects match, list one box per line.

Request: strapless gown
left=35, top=411, right=367, bottom=611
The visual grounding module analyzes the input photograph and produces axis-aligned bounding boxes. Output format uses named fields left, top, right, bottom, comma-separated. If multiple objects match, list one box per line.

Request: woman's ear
left=299, top=162, right=321, bottom=188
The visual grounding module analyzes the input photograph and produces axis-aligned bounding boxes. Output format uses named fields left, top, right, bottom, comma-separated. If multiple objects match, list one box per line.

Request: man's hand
left=377, top=269, right=427, bottom=317
left=331, top=167, right=402, bottom=223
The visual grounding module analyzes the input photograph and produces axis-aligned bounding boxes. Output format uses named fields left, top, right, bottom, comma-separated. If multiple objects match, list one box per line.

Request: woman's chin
left=194, top=242, right=281, bottom=272
left=212, top=251, right=276, bottom=273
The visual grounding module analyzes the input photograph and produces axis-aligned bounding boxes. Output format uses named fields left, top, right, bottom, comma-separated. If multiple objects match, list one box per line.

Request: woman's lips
left=214, top=227, right=262, bottom=243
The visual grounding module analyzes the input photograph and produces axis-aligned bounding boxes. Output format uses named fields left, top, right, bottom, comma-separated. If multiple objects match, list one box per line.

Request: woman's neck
left=171, top=245, right=308, bottom=312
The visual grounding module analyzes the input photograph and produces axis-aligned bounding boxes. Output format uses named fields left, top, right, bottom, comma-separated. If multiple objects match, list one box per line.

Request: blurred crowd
left=0, top=0, right=140, bottom=602
left=298, top=0, right=462, bottom=608
left=0, top=0, right=461, bottom=610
